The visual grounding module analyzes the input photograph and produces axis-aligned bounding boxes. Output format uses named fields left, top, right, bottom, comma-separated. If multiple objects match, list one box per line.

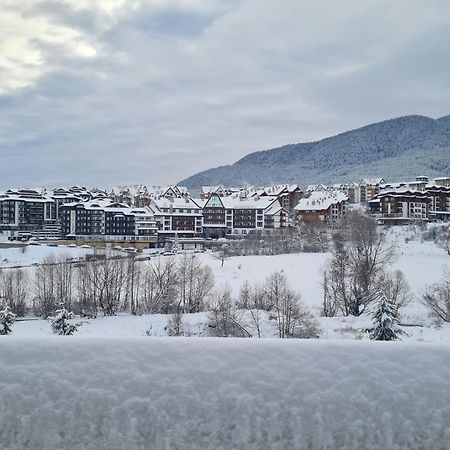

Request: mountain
left=179, top=115, right=450, bottom=189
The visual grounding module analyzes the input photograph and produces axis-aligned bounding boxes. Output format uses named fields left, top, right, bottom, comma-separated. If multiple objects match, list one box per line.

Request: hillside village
left=1, top=175, right=449, bottom=248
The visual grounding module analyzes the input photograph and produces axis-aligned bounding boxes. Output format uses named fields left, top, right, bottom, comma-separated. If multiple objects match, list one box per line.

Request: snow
left=0, top=244, right=91, bottom=268
left=1, top=338, right=450, bottom=450
left=192, top=252, right=329, bottom=308
left=3, top=225, right=450, bottom=340
left=3, top=225, right=450, bottom=448
left=13, top=313, right=209, bottom=338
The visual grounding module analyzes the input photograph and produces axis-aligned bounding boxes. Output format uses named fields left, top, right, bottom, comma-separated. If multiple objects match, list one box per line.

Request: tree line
left=0, top=253, right=214, bottom=318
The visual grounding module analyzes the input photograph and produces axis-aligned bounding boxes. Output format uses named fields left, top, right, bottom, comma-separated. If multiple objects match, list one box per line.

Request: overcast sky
left=1, top=0, right=449, bottom=188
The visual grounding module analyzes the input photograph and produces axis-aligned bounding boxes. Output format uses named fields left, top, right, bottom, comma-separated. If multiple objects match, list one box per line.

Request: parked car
left=86, top=254, right=106, bottom=261
left=136, top=256, right=152, bottom=261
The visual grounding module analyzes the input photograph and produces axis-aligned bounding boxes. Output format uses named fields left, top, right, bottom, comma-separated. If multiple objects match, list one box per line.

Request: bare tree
left=321, top=270, right=338, bottom=317
left=75, top=262, right=98, bottom=318
left=208, top=286, right=250, bottom=337
left=422, top=272, right=450, bottom=323
left=323, top=212, right=396, bottom=316
left=0, top=268, right=28, bottom=316
left=178, top=254, right=214, bottom=313
left=379, top=270, right=410, bottom=308
left=299, top=221, right=330, bottom=253
left=238, top=281, right=267, bottom=338
left=237, top=280, right=252, bottom=309
left=216, top=244, right=230, bottom=267
left=54, top=253, right=75, bottom=311
left=124, top=255, right=141, bottom=315
left=98, top=258, right=127, bottom=315
left=141, top=257, right=178, bottom=314
left=34, top=255, right=58, bottom=317
left=266, top=271, right=319, bottom=338
left=436, top=224, right=450, bottom=255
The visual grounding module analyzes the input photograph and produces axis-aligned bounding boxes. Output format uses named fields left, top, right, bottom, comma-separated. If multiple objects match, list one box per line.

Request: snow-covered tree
left=171, top=236, right=181, bottom=254
left=49, top=307, right=80, bottom=335
left=0, top=305, right=16, bottom=335
left=165, top=311, right=184, bottom=336
left=366, top=295, right=405, bottom=341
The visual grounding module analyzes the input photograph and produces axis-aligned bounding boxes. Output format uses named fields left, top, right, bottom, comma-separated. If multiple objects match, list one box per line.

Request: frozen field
left=1, top=337, right=450, bottom=450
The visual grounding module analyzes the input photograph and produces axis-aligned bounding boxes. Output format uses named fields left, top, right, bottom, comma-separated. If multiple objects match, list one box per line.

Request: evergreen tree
left=0, top=306, right=16, bottom=335
left=171, top=235, right=181, bottom=254
left=49, top=307, right=80, bottom=335
left=366, top=295, right=405, bottom=341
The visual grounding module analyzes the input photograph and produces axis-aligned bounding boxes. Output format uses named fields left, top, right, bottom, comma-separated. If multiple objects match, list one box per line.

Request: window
left=205, top=194, right=223, bottom=208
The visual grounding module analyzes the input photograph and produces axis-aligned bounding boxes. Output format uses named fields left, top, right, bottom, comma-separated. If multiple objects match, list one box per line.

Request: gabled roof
left=361, top=178, right=385, bottom=185
left=306, top=184, right=328, bottom=192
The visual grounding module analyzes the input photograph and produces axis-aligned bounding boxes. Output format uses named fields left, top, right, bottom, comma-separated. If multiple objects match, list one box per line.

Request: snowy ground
left=2, top=229, right=450, bottom=449
left=2, top=226, right=450, bottom=340
left=1, top=337, right=450, bottom=450
left=12, top=309, right=450, bottom=342
left=0, top=243, right=92, bottom=268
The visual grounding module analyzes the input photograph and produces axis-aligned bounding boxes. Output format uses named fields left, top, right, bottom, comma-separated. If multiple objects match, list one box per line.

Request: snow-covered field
left=2, top=228, right=450, bottom=449
left=1, top=337, right=450, bottom=450
left=2, top=226, right=450, bottom=341
left=0, top=243, right=92, bottom=267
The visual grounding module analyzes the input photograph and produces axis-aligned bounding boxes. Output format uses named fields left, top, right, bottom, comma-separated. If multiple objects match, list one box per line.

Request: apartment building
left=0, top=189, right=56, bottom=234
left=294, top=191, right=348, bottom=225
left=201, top=193, right=289, bottom=238
left=60, top=200, right=158, bottom=243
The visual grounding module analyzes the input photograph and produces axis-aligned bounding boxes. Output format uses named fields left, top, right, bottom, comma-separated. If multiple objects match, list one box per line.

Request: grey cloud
left=0, top=0, right=449, bottom=188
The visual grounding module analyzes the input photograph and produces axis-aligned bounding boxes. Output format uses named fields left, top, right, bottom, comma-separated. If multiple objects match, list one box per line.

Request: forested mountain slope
left=180, top=115, right=450, bottom=188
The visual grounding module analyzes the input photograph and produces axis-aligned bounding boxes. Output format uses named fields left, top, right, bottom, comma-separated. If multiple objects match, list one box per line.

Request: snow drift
left=1, top=338, right=450, bottom=450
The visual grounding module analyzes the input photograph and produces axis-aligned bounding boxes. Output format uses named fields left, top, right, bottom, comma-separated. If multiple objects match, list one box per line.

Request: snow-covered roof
left=0, top=190, right=55, bottom=203
left=361, top=178, right=385, bottom=185
left=220, top=196, right=279, bottom=210
left=151, top=197, right=202, bottom=210
left=149, top=185, right=189, bottom=197
left=191, top=198, right=206, bottom=208
left=295, top=191, right=347, bottom=211
left=62, top=199, right=120, bottom=210
left=201, top=185, right=224, bottom=194
left=306, top=184, right=328, bottom=192
left=264, top=203, right=287, bottom=216
left=262, top=184, right=300, bottom=195
left=61, top=200, right=156, bottom=217
left=111, top=185, right=149, bottom=197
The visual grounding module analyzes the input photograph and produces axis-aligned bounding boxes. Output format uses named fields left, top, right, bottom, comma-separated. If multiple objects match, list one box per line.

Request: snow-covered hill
left=180, top=114, right=450, bottom=189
